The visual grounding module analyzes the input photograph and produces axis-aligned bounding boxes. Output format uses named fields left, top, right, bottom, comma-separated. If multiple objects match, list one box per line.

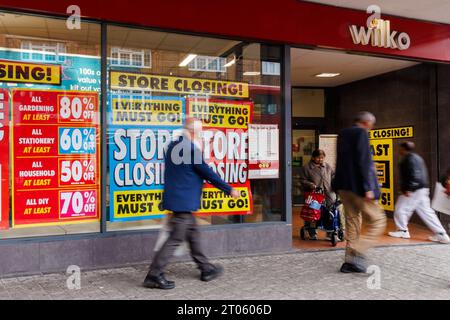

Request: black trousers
left=149, top=212, right=214, bottom=276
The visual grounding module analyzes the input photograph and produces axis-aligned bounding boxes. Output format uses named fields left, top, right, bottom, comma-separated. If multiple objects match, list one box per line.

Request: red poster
left=0, top=89, right=9, bottom=229
left=186, top=98, right=253, bottom=215
left=11, top=89, right=100, bottom=227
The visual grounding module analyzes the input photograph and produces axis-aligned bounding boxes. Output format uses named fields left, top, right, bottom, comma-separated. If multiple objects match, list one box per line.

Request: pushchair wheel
left=331, top=232, right=338, bottom=247
left=300, top=227, right=306, bottom=240
left=338, top=230, right=345, bottom=241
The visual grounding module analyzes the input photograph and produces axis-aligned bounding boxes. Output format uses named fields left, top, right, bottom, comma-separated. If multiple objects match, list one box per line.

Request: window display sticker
left=0, top=89, right=9, bottom=229
left=370, top=138, right=394, bottom=211
left=11, top=89, right=100, bottom=227
left=187, top=98, right=253, bottom=215
left=109, top=95, right=254, bottom=221
left=0, top=50, right=100, bottom=92
left=248, top=124, right=279, bottom=179
left=0, top=60, right=61, bottom=85
left=109, top=71, right=249, bottom=98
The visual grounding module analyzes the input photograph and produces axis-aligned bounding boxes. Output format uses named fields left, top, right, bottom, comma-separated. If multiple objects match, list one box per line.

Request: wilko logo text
left=349, top=18, right=411, bottom=51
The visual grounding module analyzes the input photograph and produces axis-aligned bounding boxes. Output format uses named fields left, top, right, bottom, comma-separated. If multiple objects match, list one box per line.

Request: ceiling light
left=224, top=58, right=236, bottom=68
left=315, top=73, right=341, bottom=78
left=243, top=71, right=261, bottom=76
left=179, top=54, right=197, bottom=67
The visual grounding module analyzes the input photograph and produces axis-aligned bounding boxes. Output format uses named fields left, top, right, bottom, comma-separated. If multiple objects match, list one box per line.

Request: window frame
left=0, top=8, right=289, bottom=244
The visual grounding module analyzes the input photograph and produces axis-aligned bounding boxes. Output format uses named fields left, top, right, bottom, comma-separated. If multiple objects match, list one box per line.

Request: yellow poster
left=0, top=60, right=61, bottom=84
left=370, top=139, right=394, bottom=211
left=187, top=99, right=252, bottom=129
left=113, top=189, right=168, bottom=219
left=369, top=126, right=414, bottom=139
left=113, top=187, right=252, bottom=219
left=110, top=71, right=249, bottom=98
left=111, top=96, right=184, bottom=126
left=197, top=187, right=251, bottom=214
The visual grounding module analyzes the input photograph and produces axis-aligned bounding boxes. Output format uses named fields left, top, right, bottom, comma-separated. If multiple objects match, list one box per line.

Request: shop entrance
left=290, top=47, right=437, bottom=250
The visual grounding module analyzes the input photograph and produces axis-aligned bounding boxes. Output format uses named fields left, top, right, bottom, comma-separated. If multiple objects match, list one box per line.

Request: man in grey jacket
left=389, top=142, right=450, bottom=243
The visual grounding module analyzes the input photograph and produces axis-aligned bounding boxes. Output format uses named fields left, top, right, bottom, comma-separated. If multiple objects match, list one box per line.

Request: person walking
left=388, top=142, right=450, bottom=243
left=143, top=118, right=240, bottom=289
left=333, top=111, right=386, bottom=273
left=299, top=149, right=342, bottom=239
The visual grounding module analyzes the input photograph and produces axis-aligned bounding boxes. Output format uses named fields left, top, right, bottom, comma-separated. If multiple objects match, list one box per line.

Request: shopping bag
left=154, top=216, right=189, bottom=256
left=300, top=191, right=325, bottom=221
left=431, top=182, right=450, bottom=215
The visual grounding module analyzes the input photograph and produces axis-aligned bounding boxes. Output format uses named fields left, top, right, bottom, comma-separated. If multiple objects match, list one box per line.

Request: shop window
left=106, top=25, right=283, bottom=231
left=0, top=12, right=101, bottom=238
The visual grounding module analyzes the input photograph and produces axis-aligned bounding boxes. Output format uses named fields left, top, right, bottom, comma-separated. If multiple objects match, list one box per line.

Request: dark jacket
left=162, top=136, right=232, bottom=212
left=399, top=152, right=429, bottom=192
left=333, top=125, right=381, bottom=199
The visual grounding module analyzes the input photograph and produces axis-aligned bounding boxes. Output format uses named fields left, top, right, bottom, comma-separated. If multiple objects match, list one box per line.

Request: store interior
left=290, top=47, right=435, bottom=250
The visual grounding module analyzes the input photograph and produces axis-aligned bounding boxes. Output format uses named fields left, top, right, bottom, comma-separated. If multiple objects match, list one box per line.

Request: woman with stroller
left=299, top=149, right=344, bottom=239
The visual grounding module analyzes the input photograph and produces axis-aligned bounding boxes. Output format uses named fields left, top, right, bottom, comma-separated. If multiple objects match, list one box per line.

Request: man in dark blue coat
left=144, top=118, right=239, bottom=289
left=334, top=111, right=386, bottom=273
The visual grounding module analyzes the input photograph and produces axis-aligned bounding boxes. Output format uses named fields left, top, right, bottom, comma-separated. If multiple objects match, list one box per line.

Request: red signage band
left=1, top=1, right=450, bottom=62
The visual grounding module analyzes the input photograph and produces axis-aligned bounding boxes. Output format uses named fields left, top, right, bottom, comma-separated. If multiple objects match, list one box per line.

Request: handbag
left=431, top=182, right=450, bottom=215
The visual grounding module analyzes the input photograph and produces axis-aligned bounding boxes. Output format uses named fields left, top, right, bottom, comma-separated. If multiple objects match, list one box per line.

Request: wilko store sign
left=349, top=18, right=411, bottom=51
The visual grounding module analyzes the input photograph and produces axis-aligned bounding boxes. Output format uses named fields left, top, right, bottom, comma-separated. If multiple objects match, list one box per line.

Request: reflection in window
left=21, top=40, right=66, bottom=63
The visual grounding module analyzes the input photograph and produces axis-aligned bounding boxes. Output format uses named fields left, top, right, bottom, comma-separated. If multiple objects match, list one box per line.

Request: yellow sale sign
left=370, top=138, right=394, bottom=211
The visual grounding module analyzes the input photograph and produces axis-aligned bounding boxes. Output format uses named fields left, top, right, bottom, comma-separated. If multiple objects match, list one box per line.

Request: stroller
left=300, top=187, right=344, bottom=246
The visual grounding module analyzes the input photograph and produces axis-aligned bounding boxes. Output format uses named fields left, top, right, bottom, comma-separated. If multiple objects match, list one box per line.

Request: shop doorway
left=290, top=47, right=436, bottom=250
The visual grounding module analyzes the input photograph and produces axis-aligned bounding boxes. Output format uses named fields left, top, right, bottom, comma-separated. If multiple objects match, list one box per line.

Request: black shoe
left=340, top=262, right=367, bottom=274
left=143, top=273, right=175, bottom=289
left=201, top=265, right=223, bottom=282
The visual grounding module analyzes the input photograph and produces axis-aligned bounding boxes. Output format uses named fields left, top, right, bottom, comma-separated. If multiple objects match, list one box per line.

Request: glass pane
left=0, top=11, right=101, bottom=238
left=106, top=25, right=282, bottom=231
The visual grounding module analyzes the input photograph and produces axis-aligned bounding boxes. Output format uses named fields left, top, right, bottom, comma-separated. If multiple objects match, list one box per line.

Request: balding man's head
left=354, top=111, right=376, bottom=131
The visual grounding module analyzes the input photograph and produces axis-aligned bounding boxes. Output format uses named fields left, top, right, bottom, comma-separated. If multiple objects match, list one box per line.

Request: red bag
left=300, top=191, right=325, bottom=221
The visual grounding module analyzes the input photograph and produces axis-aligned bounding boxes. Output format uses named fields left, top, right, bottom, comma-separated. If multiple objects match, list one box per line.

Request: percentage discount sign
left=59, top=94, right=98, bottom=122
left=82, top=159, right=96, bottom=182
left=60, top=189, right=97, bottom=218
left=82, top=128, right=96, bottom=153
left=59, top=127, right=97, bottom=154
left=82, top=97, right=96, bottom=120
left=60, top=158, right=96, bottom=185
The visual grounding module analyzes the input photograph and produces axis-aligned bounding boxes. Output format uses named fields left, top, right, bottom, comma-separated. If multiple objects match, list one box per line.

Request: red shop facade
left=0, top=0, right=448, bottom=277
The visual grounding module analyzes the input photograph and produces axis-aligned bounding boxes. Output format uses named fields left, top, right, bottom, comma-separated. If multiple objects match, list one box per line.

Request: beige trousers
left=339, top=190, right=386, bottom=262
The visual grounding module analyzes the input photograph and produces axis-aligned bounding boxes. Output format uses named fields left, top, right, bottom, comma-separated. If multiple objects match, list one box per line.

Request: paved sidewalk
left=0, top=244, right=449, bottom=300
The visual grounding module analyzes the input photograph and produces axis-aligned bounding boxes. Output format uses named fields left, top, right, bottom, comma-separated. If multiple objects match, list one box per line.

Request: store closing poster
left=108, top=72, right=253, bottom=221
left=370, top=138, right=394, bottom=211
left=12, top=89, right=101, bottom=227
left=187, top=98, right=253, bottom=216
